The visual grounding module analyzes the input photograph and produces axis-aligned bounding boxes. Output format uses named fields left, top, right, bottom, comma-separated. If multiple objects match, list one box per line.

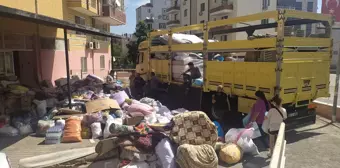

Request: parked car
left=0, top=152, right=11, bottom=168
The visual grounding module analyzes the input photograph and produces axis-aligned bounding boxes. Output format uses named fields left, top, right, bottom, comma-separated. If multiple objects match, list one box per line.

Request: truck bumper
left=285, top=108, right=316, bottom=131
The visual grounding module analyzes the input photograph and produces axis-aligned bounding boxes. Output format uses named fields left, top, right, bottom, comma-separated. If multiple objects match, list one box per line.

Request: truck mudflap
left=284, top=107, right=316, bottom=131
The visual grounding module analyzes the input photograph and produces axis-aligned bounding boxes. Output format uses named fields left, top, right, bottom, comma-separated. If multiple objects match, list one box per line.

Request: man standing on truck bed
left=181, top=62, right=202, bottom=87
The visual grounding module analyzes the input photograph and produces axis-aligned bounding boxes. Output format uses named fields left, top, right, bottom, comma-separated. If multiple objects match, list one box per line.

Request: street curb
left=314, top=100, right=340, bottom=122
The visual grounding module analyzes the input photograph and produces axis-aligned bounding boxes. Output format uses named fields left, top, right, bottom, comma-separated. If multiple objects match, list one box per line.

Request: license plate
left=288, top=112, right=298, bottom=117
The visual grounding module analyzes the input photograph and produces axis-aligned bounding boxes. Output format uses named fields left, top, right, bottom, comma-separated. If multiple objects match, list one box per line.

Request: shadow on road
left=286, top=130, right=324, bottom=144
left=0, top=135, right=28, bottom=150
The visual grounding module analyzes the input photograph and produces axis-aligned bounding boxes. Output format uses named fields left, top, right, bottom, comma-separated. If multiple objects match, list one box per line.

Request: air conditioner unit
left=199, top=11, right=203, bottom=16
left=87, top=42, right=94, bottom=49
left=95, top=42, right=100, bottom=49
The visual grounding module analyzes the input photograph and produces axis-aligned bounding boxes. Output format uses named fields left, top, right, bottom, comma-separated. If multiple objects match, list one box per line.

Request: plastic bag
left=19, top=124, right=33, bottom=135
left=225, top=128, right=254, bottom=143
left=36, top=120, right=55, bottom=137
left=247, top=122, right=261, bottom=139
left=103, top=115, right=114, bottom=138
left=225, top=128, right=259, bottom=155
left=62, top=117, right=82, bottom=142
left=55, top=119, right=65, bottom=129
left=111, top=91, right=129, bottom=105
left=236, top=137, right=260, bottom=155
left=155, top=139, right=176, bottom=168
left=0, top=125, right=19, bottom=136
left=33, top=99, right=47, bottom=118
left=90, top=122, right=102, bottom=139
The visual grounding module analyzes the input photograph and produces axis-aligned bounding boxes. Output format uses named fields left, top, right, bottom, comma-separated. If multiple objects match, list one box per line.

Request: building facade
left=0, top=0, right=125, bottom=87
left=136, top=0, right=171, bottom=30
left=166, top=0, right=318, bottom=41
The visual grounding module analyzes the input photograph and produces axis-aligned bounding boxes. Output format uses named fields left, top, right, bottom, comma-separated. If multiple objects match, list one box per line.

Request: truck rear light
left=308, top=103, right=317, bottom=109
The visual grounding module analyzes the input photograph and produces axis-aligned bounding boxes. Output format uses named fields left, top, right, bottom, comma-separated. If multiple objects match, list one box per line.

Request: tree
left=126, top=21, right=150, bottom=65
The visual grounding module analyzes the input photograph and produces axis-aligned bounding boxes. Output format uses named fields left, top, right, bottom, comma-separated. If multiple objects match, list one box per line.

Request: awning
left=0, top=5, right=122, bottom=39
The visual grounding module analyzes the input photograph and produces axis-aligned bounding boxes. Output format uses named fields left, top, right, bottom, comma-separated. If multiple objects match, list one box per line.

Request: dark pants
left=183, top=74, right=199, bottom=88
left=258, top=124, right=269, bottom=149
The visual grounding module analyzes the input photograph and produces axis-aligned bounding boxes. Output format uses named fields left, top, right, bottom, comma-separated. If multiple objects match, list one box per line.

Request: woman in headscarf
left=246, top=90, right=271, bottom=149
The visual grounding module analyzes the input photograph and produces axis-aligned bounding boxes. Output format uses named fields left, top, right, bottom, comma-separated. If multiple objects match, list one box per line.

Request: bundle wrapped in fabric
left=176, top=144, right=218, bottom=168
left=170, top=111, right=218, bottom=146
left=219, top=143, right=243, bottom=164
left=36, top=120, right=55, bottom=137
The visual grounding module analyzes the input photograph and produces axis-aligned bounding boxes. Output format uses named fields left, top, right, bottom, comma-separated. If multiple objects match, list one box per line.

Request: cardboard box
left=124, top=116, right=144, bottom=126
left=85, top=98, right=120, bottom=113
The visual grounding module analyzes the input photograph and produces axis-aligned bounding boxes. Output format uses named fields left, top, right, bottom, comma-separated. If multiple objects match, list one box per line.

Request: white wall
left=136, top=0, right=171, bottom=29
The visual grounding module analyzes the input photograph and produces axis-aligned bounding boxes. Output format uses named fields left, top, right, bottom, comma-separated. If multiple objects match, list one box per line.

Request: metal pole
left=63, top=28, right=72, bottom=109
left=332, top=44, right=340, bottom=122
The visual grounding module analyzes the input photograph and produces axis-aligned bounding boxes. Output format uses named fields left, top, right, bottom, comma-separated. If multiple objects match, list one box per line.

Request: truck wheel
left=211, top=106, right=225, bottom=121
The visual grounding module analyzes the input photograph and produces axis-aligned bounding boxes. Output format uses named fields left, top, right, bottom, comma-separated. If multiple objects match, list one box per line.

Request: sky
left=111, top=0, right=323, bottom=35
left=110, top=0, right=150, bottom=35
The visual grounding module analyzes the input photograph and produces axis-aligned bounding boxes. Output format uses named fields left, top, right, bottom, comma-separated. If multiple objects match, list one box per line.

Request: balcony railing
left=166, top=5, right=180, bottom=13
left=277, top=6, right=296, bottom=10
left=167, top=20, right=180, bottom=26
left=95, top=4, right=126, bottom=25
left=67, top=0, right=98, bottom=16
left=210, top=0, right=233, bottom=16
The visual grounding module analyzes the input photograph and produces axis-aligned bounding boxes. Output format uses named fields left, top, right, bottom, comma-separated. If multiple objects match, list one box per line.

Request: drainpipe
left=35, top=0, right=43, bottom=84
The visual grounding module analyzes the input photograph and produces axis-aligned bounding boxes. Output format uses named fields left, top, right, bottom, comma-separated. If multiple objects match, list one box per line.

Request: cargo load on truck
left=136, top=9, right=333, bottom=129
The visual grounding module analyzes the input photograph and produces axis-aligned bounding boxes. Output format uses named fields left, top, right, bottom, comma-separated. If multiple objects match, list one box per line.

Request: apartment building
left=0, top=0, right=125, bottom=87
left=167, top=0, right=317, bottom=41
left=136, top=0, right=171, bottom=30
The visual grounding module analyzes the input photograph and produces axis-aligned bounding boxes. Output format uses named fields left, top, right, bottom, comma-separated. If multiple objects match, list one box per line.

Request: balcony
left=166, top=5, right=180, bottom=14
left=210, top=1, right=233, bottom=16
left=94, top=3, right=126, bottom=26
left=210, top=25, right=232, bottom=35
left=144, top=18, right=154, bottom=23
left=167, top=20, right=180, bottom=27
left=68, top=0, right=98, bottom=16
left=277, top=6, right=296, bottom=10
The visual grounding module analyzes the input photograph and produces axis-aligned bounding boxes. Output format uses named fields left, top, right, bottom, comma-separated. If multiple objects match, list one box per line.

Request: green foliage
left=126, top=21, right=150, bottom=65
left=112, top=43, right=122, bottom=56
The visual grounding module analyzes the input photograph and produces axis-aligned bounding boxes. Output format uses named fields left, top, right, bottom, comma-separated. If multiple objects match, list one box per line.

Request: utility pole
left=332, top=44, right=340, bottom=122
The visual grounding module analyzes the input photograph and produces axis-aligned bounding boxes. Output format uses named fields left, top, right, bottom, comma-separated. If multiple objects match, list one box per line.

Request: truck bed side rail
left=270, top=123, right=286, bottom=168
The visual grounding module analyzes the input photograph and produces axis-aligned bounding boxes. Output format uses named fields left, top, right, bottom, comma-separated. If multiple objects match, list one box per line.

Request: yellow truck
left=136, top=10, right=332, bottom=129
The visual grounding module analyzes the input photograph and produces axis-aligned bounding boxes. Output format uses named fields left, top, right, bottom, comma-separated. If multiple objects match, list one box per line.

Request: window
left=0, top=52, right=14, bottom=75
left=148, top=24, right=152, bottom=30
left=148, top=9, right=151, bottom=13
left=158, top=15, right=162, bottom=19
left=223, top=35, right=228, bottom=41
left=159, top=23, right=166, bottom=29
left=200, top=20, right=205, bottom=23
left=261, top=19, right=269, bottom=24
left=100, top=55, right=105, bottom=69
left=184, top=9, right=188, bottom=17
left=221, top=16, right=228, bottom=20
left=306, top=24, right=312, bottom=37
left=81, top=57, right=87, bottom=73
left=200, top=3, right=205, bottom=12
left=162, top=8, right=167, bottom=14
left=307, top=2, right=313, bottom=12
left=174, top=14, right=178, bottom=20
left=262, top=0, right=270, bottom=10
left=75, top=16, right=85, bottom=35
left=163, top=15, right=169, bottom=20
left=295, top=2, right=302, bottom=10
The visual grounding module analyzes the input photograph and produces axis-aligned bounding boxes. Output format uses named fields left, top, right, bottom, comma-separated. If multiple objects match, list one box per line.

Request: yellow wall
left=0, top=0, right=36, bottom=13
left=0, top=0, right=110, bottom=51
